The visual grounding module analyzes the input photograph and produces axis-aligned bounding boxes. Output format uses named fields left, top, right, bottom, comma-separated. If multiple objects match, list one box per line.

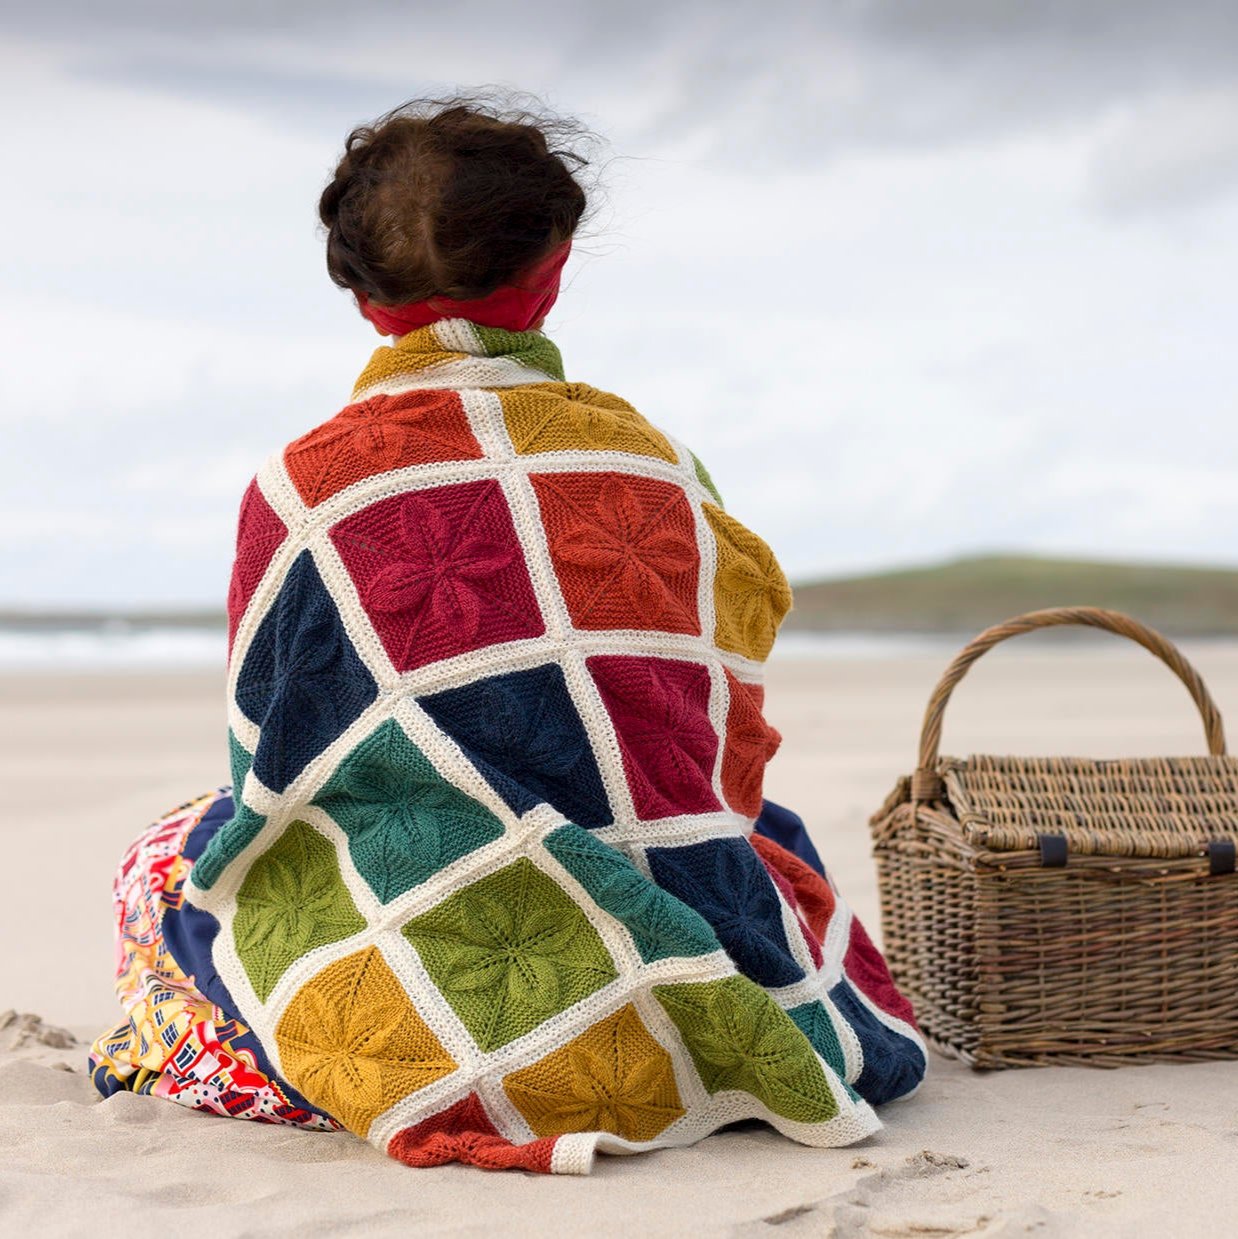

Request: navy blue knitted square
left=828, top=979, right=926, bottom=1105
left=647, top=837, right=804, bottom=987
left=420, top=663, right=612, bottom=828
left=235, top=550, right=377, bottom=794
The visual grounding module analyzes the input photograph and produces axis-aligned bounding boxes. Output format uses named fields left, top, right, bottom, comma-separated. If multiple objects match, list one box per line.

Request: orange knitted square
left=720, top=671, right=782, bottom=818
left=285, top=390, right=483, bottom=507
left=530, top=471, right=700, bottom=634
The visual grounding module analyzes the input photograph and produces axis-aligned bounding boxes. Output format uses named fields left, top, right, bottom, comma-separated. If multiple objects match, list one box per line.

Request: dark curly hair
left=319, top=94, right=590, bottom=306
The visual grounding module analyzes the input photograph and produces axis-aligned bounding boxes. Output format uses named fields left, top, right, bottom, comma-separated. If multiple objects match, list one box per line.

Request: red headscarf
left=355, top=241, right=571, bottom=337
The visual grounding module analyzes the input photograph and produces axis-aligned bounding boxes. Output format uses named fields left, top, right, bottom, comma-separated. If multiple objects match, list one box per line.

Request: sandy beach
left=4, top=641, right=1238, bottom=1236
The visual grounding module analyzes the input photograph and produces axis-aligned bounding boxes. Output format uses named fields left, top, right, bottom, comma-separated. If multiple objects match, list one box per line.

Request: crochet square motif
left=312, top=718, right=505, bottom=903
left=721, top=671, right=782, bottom=818
left=532, top=471, right=701, bottom=635
left=703, top=503, right=792, bottom=662
left=497, top=384, right=677, bottom=462
left=233, top=818, right=366, bottom=1001
left=234, top=551, right=378, bottom=795
left=401, top=858, right=618, bottom=1052
left=285, top=389, right=484, bottom=507
left=226, top=480, right=287, bottom=653
left=647, top=837, right=804, bottom=988
left=419, top=665, right=612, bottom=829
left=274, top=945, right=456, bottom=1137
left=588, top=655, right=721, bottom=819
left=502, top=1003, right=685, bottom=1141
left=330, top=479, right=544, bottom=672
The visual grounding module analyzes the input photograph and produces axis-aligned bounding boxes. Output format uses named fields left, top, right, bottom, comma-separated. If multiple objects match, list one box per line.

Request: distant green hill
left=784, top=555, right=1238, bottom=636
left=6, top=555, right=1238, bottom=639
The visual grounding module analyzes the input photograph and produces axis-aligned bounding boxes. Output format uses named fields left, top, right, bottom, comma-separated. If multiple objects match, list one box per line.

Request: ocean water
left=0, top=626, right=228, bottom=671
left=0, top=625, right=963, bottom=672
left=3, top=624, right=1220, bottom=672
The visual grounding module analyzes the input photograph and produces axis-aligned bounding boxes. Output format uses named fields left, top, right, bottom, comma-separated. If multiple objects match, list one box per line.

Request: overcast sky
left=3, top=0, right=1238, bottom=607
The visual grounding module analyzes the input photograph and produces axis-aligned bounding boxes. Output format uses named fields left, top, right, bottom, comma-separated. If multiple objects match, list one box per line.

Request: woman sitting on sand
left=90, top=96, right=926, bottom=1174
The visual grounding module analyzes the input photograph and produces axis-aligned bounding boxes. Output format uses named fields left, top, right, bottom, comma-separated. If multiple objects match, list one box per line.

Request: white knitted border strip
left=352, top=356, right=561, bottom=398
left=538, top=1082, right=881, bottom=1174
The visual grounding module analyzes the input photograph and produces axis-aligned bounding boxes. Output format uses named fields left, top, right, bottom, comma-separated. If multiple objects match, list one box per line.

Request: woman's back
left=91, top=97, right=926, bottom=1174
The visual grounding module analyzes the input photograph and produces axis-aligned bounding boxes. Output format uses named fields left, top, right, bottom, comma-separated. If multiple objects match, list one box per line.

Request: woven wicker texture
left=871, top=606, right=1238, bottom=1069
left=946, top=755, right=1238, bottom=856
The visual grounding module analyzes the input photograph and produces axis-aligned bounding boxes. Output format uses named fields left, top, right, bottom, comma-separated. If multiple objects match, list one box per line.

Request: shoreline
left=5, top=628, right=1238, bottom=675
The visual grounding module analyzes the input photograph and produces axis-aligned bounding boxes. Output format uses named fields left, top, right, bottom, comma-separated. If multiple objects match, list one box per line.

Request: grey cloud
left=67, top=56, right=427, bottom=138
left=15, top=0, right=1238, bottom=122
left=15, top=0, right=1235, bottom=216
left=1087, top=88, right=1238, bottom=214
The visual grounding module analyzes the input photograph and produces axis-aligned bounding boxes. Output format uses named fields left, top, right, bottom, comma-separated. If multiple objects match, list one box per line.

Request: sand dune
left=4, top=644, right=1238, bottom=1235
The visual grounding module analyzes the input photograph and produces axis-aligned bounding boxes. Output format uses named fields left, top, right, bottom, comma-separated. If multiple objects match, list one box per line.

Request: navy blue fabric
left=235, top=550, right=377, bottom=794
left=753, top=799, right=825, bottom=877
left=420, top=664, right=612, bottom=828
left=160, top=792, right=333, bottom=1121
left=828, top=978, right=926, bottom=1105
left=647, top=837, right=805, bottom=988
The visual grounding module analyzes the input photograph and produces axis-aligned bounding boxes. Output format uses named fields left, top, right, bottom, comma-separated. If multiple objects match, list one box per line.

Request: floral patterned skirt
left=89, top=790, right=339, bottom=1130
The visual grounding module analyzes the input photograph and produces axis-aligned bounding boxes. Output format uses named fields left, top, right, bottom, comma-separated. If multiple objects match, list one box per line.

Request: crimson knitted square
left=331, top=480, right=544, bottom=672
left=587, top=654, right=721, bottom=819
left=226, top=480, right=287, bottom=654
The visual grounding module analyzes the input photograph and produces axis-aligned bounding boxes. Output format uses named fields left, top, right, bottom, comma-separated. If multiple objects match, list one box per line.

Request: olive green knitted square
left=233, top=819, right=366, bottom=1001
left=655, top=976, right=840, bottom=1124
left=401, top=857, right=617, bottom=1051
left=691, top=452, right=724, bottom=506
left=471, top=325, right=565, bottom=382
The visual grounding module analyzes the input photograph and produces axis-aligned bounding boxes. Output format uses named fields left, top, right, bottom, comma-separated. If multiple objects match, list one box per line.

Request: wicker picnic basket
left=870, top=606, right=1238, bottom=1068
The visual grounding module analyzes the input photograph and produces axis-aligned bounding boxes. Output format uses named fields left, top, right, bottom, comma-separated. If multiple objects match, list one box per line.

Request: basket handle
left=912, top=606, right=1227, bottom=801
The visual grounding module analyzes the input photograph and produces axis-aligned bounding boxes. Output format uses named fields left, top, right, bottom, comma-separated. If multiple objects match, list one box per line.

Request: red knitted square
left=720, top=671, right=782, bottom=818
left=331, top=480, right=543, bottom=672
left=530, top=472, right=700, bottom=634
left=388, top=1093, right=556, bottom=1172
left=226, top=480, right=287, bottom=654
left=285, top=390, right=483, bottom=507
left=587, top=655, right=721, bottom=820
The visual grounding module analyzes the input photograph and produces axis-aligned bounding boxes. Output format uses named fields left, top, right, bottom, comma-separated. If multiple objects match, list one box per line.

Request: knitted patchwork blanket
left=185, top=321, right=926, bottom=1173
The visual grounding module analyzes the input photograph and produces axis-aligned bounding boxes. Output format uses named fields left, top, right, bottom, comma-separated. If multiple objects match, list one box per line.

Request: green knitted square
left=313, top=719, right=504, bottom=903
left=691, top=452, right=724, bottom=506
left=402, top=857, right=617, bottom=1051
left=787, top=1000, right=851, bottom=1088
left=228, top=728, right=252, bottom=797
left=190, top=799, right=265, bottom=892
left=471, top=325, right=566, bottom=381
left=233, top=819, right=366, bottom=1002
left=654, top=976, right=840, bottom=1124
